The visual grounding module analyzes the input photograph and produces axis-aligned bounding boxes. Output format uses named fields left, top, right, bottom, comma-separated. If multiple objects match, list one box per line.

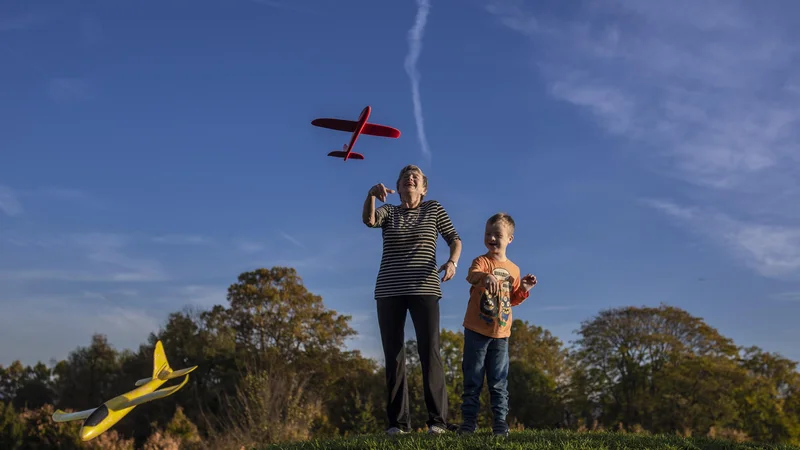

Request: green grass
left=261, top=429, right=800, bottom=450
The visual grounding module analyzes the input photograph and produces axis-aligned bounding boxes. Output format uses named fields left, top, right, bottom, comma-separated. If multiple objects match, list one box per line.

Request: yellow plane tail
left=133, top=340, right=198, bottom=387
left=152, top=340, right=172, bottom=380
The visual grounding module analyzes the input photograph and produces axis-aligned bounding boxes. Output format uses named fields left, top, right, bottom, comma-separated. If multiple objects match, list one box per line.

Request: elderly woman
left=362, top=164, right=462, bottom=435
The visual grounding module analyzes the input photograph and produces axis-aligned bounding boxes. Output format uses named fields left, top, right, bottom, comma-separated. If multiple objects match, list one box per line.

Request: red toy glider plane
left=311, top=106, right=401, bottom=161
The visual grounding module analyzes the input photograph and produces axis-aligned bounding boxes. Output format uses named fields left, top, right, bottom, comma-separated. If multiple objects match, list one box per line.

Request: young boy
left=459, top=212, right=537, bottom=437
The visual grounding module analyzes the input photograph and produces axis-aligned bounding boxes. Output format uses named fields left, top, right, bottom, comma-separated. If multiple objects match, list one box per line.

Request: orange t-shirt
left=462, top=255, right=530, bottom=339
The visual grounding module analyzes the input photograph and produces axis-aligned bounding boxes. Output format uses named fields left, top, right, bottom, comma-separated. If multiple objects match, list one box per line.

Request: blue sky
left=2, top=0, right=800, bottom=368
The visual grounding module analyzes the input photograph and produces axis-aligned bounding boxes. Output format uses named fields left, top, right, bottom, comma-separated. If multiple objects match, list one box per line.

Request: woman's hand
left=369, top=183, right=395, bottom=202
left=438, top=260, right=456, bottom=282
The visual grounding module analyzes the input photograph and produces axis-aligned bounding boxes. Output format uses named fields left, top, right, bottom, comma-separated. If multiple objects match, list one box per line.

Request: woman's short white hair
left=396, top=165, right=428, bottom=194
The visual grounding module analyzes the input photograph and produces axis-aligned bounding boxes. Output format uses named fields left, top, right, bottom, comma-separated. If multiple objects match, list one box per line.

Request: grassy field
left=261, top=429, right=800, bottom=450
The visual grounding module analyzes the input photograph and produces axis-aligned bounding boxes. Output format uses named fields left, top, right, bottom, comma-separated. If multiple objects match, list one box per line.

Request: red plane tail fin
left=327, top=151, right=364, bottom=160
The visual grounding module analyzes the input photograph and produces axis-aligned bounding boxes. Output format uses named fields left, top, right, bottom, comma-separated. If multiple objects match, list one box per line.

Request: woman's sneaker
left=387, top=427, right=407, bottom=435
left=428, top=424, right=448, bottom=435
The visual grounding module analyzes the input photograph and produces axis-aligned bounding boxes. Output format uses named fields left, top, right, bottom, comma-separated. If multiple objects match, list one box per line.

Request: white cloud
left=405, top=0, right=433, bottom=163
left=31, top=187, right=102, bottom=208
left=0, top=295, right=160, bottom=366
left=251, top=0, right=317, bottom=13
left=531, top=321, right=581, bottom=347
left=280, top=232, right=305, bottom=249
left=70, top=232, right=167, bottom=280
left=0, top=232, right=168, bottom=282
left=0, top=186, right=102, bottom=212
left=152, top=234, right=212, bottom=245
left=0, top=13, right=47, bottom=32
left=0, top=185, right=108, bottom=217
left=0, top=185, right=23, bottom=216
left=80, top=16, right=103, bottom=46
left=253, top=0, right=284, bottom=6
left=1, top=227, right=350, bottom=285
left=645, top=199, right=800, bottom=279
left=235, top=239, right=267, bottom=254
left=48, top=78, right=92, bottom=103
left=773, top=291, right=800, bottom=302
left=487, top=0, right=800, bottom=278
left=534, top=305, right=582, bottom=312
left=0, top=226, right=380, bottom=365
left=250, top=235, right=370, bottom=274
left=0, top=269, right=163, bottom=283
left=177, top=284, right=228, bottom=307
left=312, top=285, right=375, bottom=301
left=113, top=288, right=140, bottom=297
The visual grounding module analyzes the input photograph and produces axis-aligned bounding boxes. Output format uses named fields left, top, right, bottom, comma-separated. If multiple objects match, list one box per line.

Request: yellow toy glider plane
left=52, top=340, right=197, bottom=441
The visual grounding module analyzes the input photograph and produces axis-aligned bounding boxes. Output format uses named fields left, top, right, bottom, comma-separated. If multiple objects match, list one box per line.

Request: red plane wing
left=311, top=118, right=357, bottom=132
left=312, top=119, right=400, bottom=138
left=362, top=123, right=401, bottom=138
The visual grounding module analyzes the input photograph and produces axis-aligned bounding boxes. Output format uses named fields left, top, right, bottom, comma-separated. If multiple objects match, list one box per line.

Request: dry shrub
left=574, top=419, right=605, bottom=433
left=508, top=418, right=525, bottom=432
left=205, top=369, right=324, bottom=448
left=140, top=405, right=207, bottom=450
left=85, top=430, right=135, bottom=450
left=590, top=419, right=605, bottom=432
left=17, top=404, right=84, bottom=448
left=142, top=430, right=183, bottom=450
left=164, top=406, right=202, bottom=445
left=610, top=423, right=649, bottom=435
left=707, top=426, right=750, bottom=443
left=9, top=404, right=135, bottom=449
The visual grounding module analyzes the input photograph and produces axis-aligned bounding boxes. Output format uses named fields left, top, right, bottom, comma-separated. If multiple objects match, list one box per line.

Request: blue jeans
left=460, top=328, right=509, bottom=433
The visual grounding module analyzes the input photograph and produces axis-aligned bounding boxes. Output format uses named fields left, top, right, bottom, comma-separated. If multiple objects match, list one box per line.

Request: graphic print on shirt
left=479, top=267, right=512, bottom=327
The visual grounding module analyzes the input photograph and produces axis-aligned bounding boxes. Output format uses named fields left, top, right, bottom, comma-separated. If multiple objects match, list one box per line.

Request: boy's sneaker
left=458, top=420, right=477, bottom=435
left=387, top=427, right=407, bottom=435
left=427, top=424, right=448, bottom=435
left=492, top=419, right=509, bottom=437
left=457, top=428, right=475, bottom=436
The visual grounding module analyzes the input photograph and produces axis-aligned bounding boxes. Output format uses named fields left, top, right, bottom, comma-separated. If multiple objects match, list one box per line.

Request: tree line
left=1, top=266, right=799, bottom=449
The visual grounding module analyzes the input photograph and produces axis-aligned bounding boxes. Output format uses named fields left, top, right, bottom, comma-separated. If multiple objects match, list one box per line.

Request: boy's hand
left=484, top=274, right=499, bottom=296
left=520, top=274, right=537, bottom=291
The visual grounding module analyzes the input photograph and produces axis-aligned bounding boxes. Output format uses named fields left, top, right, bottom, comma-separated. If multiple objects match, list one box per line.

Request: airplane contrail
left=404, top=0, right=432, bottom=163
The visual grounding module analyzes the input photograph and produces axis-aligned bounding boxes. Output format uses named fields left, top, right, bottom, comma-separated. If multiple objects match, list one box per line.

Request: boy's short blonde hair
left=487, top=212, right=515, bottom=233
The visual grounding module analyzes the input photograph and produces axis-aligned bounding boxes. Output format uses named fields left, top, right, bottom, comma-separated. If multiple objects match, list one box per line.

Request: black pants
left=377, top=295, right=448, bottom=431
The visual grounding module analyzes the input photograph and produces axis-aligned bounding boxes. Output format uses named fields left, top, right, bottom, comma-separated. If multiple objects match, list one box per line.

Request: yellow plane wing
left=118, top=374, right=191, bottom=409
left=163, top=366, right=197, bottom=379
left=134, top=365, right=198, bottom=386
left=52, top=408, right=96, bottom=423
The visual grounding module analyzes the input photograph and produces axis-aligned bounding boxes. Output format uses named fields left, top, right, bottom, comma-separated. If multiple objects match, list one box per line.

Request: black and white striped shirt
left=369, top=200, right=461, bottom=299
